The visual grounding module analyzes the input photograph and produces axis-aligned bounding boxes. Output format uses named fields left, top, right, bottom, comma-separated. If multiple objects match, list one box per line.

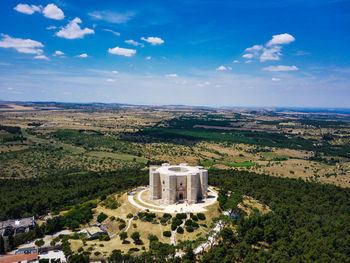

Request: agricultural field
left=1, top=102, right=350, bottom=261
left=0, top=102, right=349, bottom=187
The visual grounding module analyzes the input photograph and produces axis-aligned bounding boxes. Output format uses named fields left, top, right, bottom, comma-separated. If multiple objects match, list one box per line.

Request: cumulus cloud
left=216, top=65, right=227, bottom=71
left=103, top=29, right=120, bottom=36
left=260, top=46, right=282, bottom=62
left=233, top=60, right=239, bottom=63
left=56, top=18, right=94, bottom=39
left=146, top=56, right=151, bottom=60
left=141, top=37, right=164, bottom=45
left=14, top=4, right=41, bottom=15
left=34, top=55, right=49, bottom=60
left=43, top=4, right=64, bottom=20
left=46, top=26, right=57, bottom=30
left=0, top=34, right=43, bottom=54
left=77, top=53, right=88, bottom=58
left=165, top=74, right=178, bottom=78
left=54, top=50, right=64, bottom=56
left=272, top=77, right=281, bottom=81
left=106, top=78, right=115, bottom=82
left=242, top=53, right=254, bottom=59
left=89, top=11, right=134, bottom=24
left=125, top=40, right=144, bottom=47
left=263, top=65, right=298, bottom=71
left=108, top=46, right=136, bottom=57
left=245, top=60, right=252, bottom=64
left=243, top=33, right=295, bottom=62
left=267, top=33, right=295, bottom=46
left=112, top=70, right=119, bottom=74
left=245, top=45, right=263, bottom=52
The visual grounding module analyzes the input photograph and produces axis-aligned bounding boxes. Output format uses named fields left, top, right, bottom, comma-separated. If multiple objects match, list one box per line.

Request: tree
left=97, top=212, right=108, bottom=223
left=8, top=233, right=14, bottom=251
left=35, top=239, right=45, bottom=247
left=0, top=236, right=5, bottom=254
left=69, top=254, right=89, bottom=263
left=221, top=227, right=236, bottom=245
left=183, top=244, right=195, bottom=262
left=131, top=232, right=142, bottom=245
left=119, top=232, right=128, bottom=243
left=223, top=193, right=243, bottom=215
left=108, top=249, right=123, bottom=262
left=163, top=231, right=171, bottom=237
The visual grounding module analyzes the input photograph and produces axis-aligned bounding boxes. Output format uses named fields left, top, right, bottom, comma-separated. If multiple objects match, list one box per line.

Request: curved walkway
left=128, top=187, right=218, bottom=214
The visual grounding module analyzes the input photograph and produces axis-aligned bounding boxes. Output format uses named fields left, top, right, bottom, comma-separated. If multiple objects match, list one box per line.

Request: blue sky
left=0, top=0, right=349, bottom=107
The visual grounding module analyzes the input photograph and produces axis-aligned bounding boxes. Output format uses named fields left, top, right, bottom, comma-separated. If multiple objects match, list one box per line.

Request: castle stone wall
left=149, top=163, right=208, bottom=204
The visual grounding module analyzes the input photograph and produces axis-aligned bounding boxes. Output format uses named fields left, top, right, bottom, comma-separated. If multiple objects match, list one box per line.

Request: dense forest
left=1, top=168, right=350, bottom=261
left=122, top=117, right=350, bottom=158
left=0, top=169, right=148, bottom=220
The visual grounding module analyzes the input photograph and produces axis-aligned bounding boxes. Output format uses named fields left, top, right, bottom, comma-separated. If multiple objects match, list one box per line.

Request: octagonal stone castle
left=149, top=163, right=208, bottom=204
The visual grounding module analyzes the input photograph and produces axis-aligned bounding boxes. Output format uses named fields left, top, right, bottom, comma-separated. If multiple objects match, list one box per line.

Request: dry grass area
left=1, top=102, right=349, bottom=187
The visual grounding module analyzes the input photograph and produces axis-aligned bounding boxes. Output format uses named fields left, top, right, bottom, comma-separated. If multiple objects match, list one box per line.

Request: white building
left=149, top=163, right=208, bottom=204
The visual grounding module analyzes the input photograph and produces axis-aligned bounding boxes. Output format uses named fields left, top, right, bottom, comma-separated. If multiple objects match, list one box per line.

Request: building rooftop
left=156, top=163, right=205, bottom=176
left=0, top=217, right=35, bottom=230
left=0, top=252, right=38, bottom=263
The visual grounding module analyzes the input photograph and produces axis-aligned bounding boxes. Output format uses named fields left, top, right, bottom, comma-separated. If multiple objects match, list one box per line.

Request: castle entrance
left=179, top=193, right=184, bottom=200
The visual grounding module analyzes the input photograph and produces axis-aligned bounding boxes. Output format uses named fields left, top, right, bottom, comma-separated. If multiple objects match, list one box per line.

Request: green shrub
left=171, top=223, right=177, bottom=231
left=190, top=214, right=198, bottom=221
left=97, top=213, right=108, bottom=223
left=176, top=213, right=187, bottom=220
left=186, top=226, right=194, bottom=232
left=197, top=213, right=206, bottom=220
left=163, top=231, right=171, bottom=237
left=177, top=227, right=184, bottom=234
left=119, top=223, right=126, bottom=230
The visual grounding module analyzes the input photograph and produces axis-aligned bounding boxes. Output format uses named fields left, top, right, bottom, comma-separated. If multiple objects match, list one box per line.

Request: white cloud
left=233, top=60, right=239, bottom=63
left=272, top=77, right=281, bottom=81
left=165, top=74, right=178, bottom=78
left=34, top=55, right=49, bottom=60
left=56, top=18, right=94, bottom=39
left=43, top=4, right=64, bottom=20
left=243, top=33, right=295, bottom=63
left=103, top=29, right=120, bottom=36
left=14, top=4, right=41, bottom=15
left=267, top=33, right=295, bottom=46
left=245, top=45, right=263, bottom=52
left=108, top=46, right=136, bottom=57
left=54, top=50, right=64, bottom=56
left=245, top=60, right=252, bottom=64
left=125, top=40, right=144, bottom=47
left=141, top=37, right=164, bottom=45
left=260, top=46, right=282, bottom=62
left=146, top=56, right=151, bottom=60
left=106, top=78, right=115, bottom=82
left=46, top=26, right=57, bottom=30
left=77, top=53, right=88, bottom=58
left=0, top=34, right=43, bottom=54
left=228, top=66, right=232, bottom=70
left=197, top=81, right=211, bottom=87
left=112, top=70, right=119, bottom=74
left=89, top=11, right=134, bottom=24
left=242, top=53, right=254, bottom=59
left=263, top=65, right=298, bottom=71
left=216, top=65, right=227, bottom=71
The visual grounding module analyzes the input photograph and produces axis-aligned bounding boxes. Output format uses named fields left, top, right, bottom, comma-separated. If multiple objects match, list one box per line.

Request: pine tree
left=0, top=235, right=5, bottom=254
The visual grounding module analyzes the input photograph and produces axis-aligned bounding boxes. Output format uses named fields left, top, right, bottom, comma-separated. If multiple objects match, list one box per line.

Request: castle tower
left=149, top=163, right=208, bottom=204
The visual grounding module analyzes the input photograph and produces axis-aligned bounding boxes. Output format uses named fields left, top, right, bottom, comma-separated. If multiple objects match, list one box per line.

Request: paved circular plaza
left=128, top=186, right=218, bottom=213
